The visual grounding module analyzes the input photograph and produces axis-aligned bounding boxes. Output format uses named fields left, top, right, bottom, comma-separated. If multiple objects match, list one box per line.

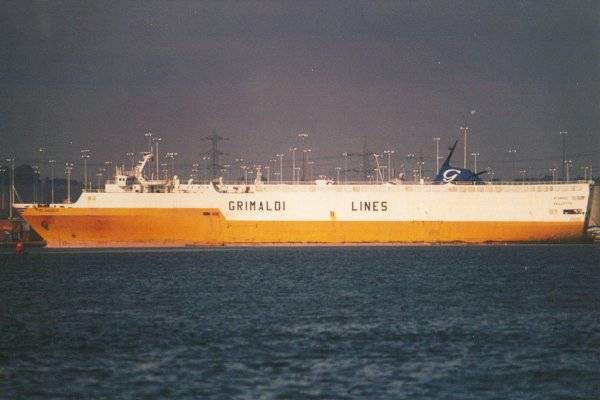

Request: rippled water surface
left=1, top=245, right=599, bottom=399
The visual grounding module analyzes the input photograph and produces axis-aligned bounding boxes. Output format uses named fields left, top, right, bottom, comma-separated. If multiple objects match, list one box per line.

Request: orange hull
left=19, top=207, right=586, bottom=247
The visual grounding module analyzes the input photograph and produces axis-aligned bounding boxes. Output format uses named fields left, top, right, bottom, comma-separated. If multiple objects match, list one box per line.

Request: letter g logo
left=442, top=169, right=461, bottom=183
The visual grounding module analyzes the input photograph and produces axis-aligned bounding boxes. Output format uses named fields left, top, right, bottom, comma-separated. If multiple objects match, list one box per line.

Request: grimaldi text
left=229, top=201, right=286, bottom=211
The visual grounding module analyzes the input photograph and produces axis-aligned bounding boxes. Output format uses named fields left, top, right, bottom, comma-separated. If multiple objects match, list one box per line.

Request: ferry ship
left=14, top=144, right=594, bottom=247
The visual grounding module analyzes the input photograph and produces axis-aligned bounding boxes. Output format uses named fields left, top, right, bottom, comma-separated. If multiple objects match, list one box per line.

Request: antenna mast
left=343, top=139, right=373, bottom=182
left=203, top=129, right=228, bottom=180
left=373, top=154, right=384, bottom=183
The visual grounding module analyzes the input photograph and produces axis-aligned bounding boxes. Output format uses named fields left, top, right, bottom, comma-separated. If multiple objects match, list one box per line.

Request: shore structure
left=14, top=152, right=595, bottom=248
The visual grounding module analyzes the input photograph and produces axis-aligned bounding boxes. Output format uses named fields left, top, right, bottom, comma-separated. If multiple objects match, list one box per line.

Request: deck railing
left=181, top=179, right=592, bottom=186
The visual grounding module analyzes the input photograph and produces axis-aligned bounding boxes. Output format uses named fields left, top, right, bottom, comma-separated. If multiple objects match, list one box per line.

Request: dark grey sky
left=1, top=0, right=598, bottom=180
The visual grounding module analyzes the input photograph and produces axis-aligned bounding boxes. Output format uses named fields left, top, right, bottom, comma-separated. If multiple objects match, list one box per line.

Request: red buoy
left=15, top=241, right=24, bottom=255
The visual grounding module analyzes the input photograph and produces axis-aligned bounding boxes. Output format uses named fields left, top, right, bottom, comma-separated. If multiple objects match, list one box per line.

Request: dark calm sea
left=1, top=245, right=599, bottom=399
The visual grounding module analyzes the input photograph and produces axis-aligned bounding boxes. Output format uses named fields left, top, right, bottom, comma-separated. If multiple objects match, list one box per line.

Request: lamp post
left=460, top=126, right=469, bottom=168
left=549, top=167, right=557, bottom=183
left=559, top=131, right=567, bottom=181
left=144, top=131, right=153, bottom=153
left=244, top=166, right=250, bottom=184
left=303, top=148, right=311, bottom=182
left=508, top=148, right=517, bottom=181
left=254, top=165, right=262, bottom=184
left=200, top=156, right=210, bottom=182
left=289, top=147, right=297, bottom=183
left=126, top=152, right=135, bottom=173
left=80, top=149, right=90, bottom=191
left=335, top=167, right=341, bottom=182
left=37, top=147, right=45, bottom=202
left=342, top=152, right=348, bottom=183
left=96, top=171, right=103, bottom=190
left=191, top=163, right=199, bottom=182
left=6, top=158, right=14, bottom=219
left=0, top=167, right=5, bottom=210
left=433, top=137, right=441, bottom=173
left=65, top=162, right=73, bottom=204
left=276, top=154, right=284, bottom=183
left=153, top=136, right=162, bottom=179
left=565, top=160, right=572, bottom=182
left=381, top=166, right=388, bottom=183
left=298, top=133, right=308, bottom=181
left=487, top=167, right=494, bottom=183
left=241, top=165, right=248, bottom=184
left=417, top=160, right=424, bottom=181
left=49, top=159, right=56, bottom=203
left=104, top=161, right=113, bottom=180
left=32, top=165, right=40, bottom=203
left=202, top=156, right=210, bottom=182
left=406, top=154, right=415, bottom=179
left=383, top=150, right=395, bottom=181
left=99, top=167, right=107, bottom=188
left=582, top=166, right=589, bottom=181
left=166, top=152, right=178, bottom=179
left=269, top=158, right=276, bottom=182
left=234, top=158, right=244, bottom=182
left=520, top=169, right=527, bottom=183
left=471, top=152, right=479, bottom=172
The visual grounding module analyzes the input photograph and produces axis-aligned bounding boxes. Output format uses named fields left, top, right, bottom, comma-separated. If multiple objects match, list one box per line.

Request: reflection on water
left=1, top=245, right=599, bottom=399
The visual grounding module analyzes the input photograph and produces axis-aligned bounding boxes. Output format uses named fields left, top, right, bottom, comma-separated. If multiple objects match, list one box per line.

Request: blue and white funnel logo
left=433, top=140, right=487, bottom=184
